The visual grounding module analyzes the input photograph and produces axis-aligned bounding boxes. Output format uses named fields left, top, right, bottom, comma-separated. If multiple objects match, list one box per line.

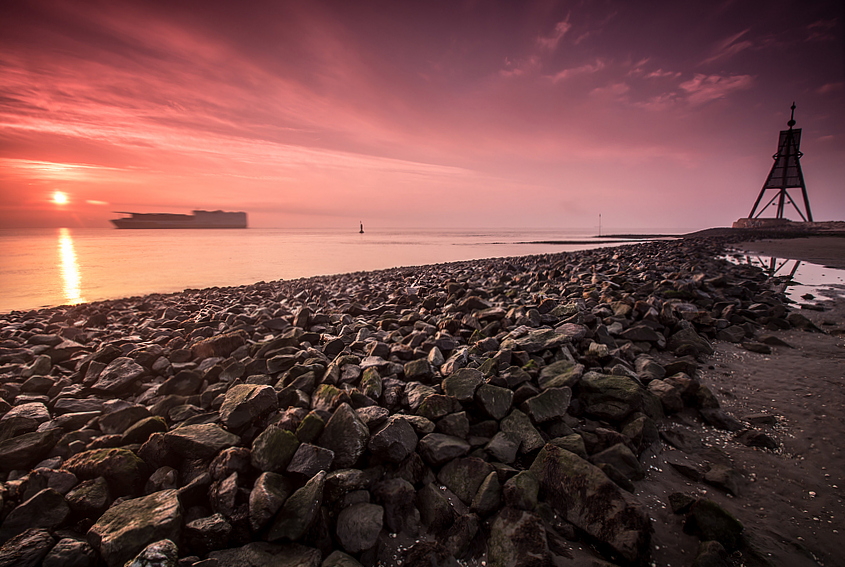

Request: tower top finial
left=788, top=102, right=796, bottom=128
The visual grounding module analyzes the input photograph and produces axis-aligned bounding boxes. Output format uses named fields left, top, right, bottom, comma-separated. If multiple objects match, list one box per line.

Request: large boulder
left=367, top=415, right=418, bottom=463
left=0, top=429, right=61, bottom=472
left=220, top=384, right=279, bottom=430
left=0, top=528, right=55, bottom=567
left=191, top=330, right=247, bottom=360
left=91, top=357, right=146, bottom=394
left=267, top=471, right=326, bottom=542
left=529, top=444, right=651, bottom=563
left=62, top=447, right=147, bottom=496
left=208, top=542, right=321, bottom=567
left=318, top=403, right=369, bottom=469
left=578, top=372, right=647, bottom=422
left=487, top=507, right=550, bottom=567
left=163, top=423, right=240, bottom=460
left=87, top=489, right=182, bottom=567
left=335, top=503, right=383, bottom=554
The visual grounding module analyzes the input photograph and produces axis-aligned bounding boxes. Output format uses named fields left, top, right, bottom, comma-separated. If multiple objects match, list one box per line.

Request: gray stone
left=91, top=357, right=145, bottom=394
left=66, top=476, right=111, bottom=517
left=251, top=425, right=299, bottom=472
left=537, top=359, right=583, bottom=390
left=335, top=503, right=383, bottom=554
left=318, top=403, right=369, bottom=469
left=685, top=499, right=743, bottom=551
left=404, top=358, right=434, bottom=382
left=185, top=514, right=232, bottom=554
left=372, top=478, right=418, bottom=535
left=487, top=508, right=550, bottom=567
left=0, top=528, right=55, bottom=567
left=249, top=472, right=293, bottom=532
left=522, top=387, right=571, bottom=423
left=368, top=415, right=418, bottom=463
left=485, top=432, right=519, bottom=464
left=692, top=540, right=732, bottom=567
left=208, top=542, right=321, bottom=567
left=418, top=433, right=470, bottom=466
left=501, top=328, right=570, bottom=353
left=437, top=456, right=494, bottom=505
left=0, top=488, right=69, bottom=540
left=579, top=372, right=646, bottom=422
left=61, top=447, right=147, bottom=496
left=502, top=470, right=539, bottom=511
left=287, top=443, right=334, bottom=477
left=441, top=368, right=484, bottom=402
left=322, top=550, right=365, bottom=567
left=42, top=537, right=97, bottom=567
left=475, top=384, right=513, bottom=421
left=648, top=379, right=684, bottom=414
left=589, top=442, right=645, bottom=482
left=123, top=539, right=179, bottom=567
left=667, top=327, right=714, bottom=357
left=267, top=470, right=326, bottom=541
left=499, top=410, right=544, bottom=454
left=219, top=384, right=279, bottom=430
left=469, top=471, right=501, bottom=517
left=164, top=423, right=240, bottom=460
left=529, top=444, right=651, bottom=563
left=0, top=429, right=61, bottom=472
left=88, top=489, right=182, bottom=567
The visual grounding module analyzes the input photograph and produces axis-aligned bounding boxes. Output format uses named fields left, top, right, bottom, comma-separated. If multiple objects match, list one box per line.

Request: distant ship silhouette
left=359, top=221, right=364, bottom=234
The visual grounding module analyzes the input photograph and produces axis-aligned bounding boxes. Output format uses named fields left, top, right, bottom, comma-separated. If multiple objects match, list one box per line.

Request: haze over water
left=0, top=227, right=661, bottom=314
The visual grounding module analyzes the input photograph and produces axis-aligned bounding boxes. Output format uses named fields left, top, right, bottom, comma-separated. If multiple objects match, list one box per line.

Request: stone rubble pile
left=0, top=238, right=816, bottom=566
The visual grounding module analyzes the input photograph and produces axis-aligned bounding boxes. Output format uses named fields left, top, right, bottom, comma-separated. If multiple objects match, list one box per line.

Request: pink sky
left=1, top=0, right=843, bottom=230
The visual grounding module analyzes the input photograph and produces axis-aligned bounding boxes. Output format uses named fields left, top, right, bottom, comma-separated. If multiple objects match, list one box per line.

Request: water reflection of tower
left=58, top=228, right=85, bottom=305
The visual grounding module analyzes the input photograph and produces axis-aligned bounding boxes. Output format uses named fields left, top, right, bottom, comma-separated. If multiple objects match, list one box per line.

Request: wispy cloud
left=702, top=29, right=753, bottom=65
left=679, top=73, right=753, bottom=104
left=545, top=60, right=606, bottom=83
left=537, top=19, right=571, bottom=51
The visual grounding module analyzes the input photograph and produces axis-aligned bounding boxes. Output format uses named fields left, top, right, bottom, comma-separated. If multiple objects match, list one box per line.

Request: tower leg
left=749, top=186, right=767, bottom=218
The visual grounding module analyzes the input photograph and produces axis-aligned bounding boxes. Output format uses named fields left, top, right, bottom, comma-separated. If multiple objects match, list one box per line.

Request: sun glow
left=57, top=228, right=85, bottom=305
left=53, top=191, right=68, bottom=205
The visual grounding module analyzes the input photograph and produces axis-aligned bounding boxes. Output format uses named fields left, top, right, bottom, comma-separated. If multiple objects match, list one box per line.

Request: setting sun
left=52, top=191, right=68, bottom=205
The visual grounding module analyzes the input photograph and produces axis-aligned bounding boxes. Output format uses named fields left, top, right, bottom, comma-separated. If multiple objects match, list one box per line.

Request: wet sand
left=737, top=237, right=845, bottom=270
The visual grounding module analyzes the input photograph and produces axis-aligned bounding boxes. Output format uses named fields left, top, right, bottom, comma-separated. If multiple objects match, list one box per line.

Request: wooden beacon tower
left=748, top=103, right=813, bottom=222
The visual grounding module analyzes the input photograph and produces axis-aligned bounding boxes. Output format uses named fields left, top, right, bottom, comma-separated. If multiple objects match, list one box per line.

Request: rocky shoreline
left=0, top=237, right=823, bottom=567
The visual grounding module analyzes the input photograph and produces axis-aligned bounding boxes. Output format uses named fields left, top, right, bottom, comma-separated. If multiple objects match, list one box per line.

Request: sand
left=736, top=236, right=845, bottom=270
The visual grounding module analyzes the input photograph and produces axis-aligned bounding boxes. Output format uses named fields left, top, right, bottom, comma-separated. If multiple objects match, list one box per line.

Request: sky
left=1, top=0, right=843, bottom=231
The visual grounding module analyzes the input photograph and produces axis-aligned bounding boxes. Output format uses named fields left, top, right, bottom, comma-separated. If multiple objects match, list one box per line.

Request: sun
left=52, top=191, right=68, bottom=205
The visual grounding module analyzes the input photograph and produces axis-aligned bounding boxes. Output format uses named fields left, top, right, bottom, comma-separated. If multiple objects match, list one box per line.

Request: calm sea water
left=0, top=227, right=637, bottom=313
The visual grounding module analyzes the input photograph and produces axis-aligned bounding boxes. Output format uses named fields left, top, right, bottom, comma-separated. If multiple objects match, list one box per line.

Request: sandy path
left=736, top=237, right=845, bottom=270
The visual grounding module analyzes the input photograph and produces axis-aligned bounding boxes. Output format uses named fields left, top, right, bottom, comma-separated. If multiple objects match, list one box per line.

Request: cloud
left=702, top=29, right=753, bottom=65
left=537, top=19, right=572, bottom=51
left=644, top=69, right=682, bottom=80
left=546, top=60, right=606, bottom=83
left=817, top=82, right=844, bottom=95
left=679, top=73, right=753, bottom=104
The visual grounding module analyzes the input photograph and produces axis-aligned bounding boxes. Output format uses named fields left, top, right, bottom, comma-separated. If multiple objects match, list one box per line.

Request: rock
left=208, top=542, right=321, bottom=567
left=368, top=415, right=418, bottom=463
left=249, top=472, right=293, bottom=532
left=287, top=443, right=334, bottom=477
left=579, top=372, right=648, bottom=422
left=318, top=403, right=370, bottom=469
left=549, top=434, right=587, bottom=459
left=475, top=384, right=514, bottom=421
left=62, top=447, right=147, bottom=496
left=251, top=425, right=300, bottom=473
left=192, top=330, right=247, bottom=360
left=699, top=409, right=743, bottom=432
left=185, top=514, right=232, bottom=555
left=404, top=540, right=459, bottom=567
left=418, top=433, right=470, bottom=466
left=485, top=431, right=520, bottom=464
left=441, top=368, right=484, bottom=402
left=735, top=428, right=779, bottom=450
left=667, top=327, right=714, bottom=357
left=501, top=328, right=570, bottom=353
left=219, top=384, right=279, bottom=430
left=470, top=471, right=501, bottom=517
left=692, top=540, right=732, bottom=567
left=99, top=405, right=152, bottom=435
left=537, top=360, right=583, bottom=390
left=529, top=444, right=651, bottom=563
left=122, top=416, right=168, bottom=445
left=684, top=499, right=743, bottom=551
left=0, top=528, right=55, bottom=567
left=91, top=357, right=146, bottom=394
left=522, top=387, right=571, bottom=423
left=499, top=410, right=544, bottom=454
left=123, top=539, right=179, bottom=567
left=323, top=550, right=365, bottom=567
left=417, top=483, right=457, bottom=534
left=372, top=478, right=419, bottom=535
left=335, top=503, right=383, bottom=554
left=647, top=379, right=684, bottom=414
left=502, top=470, right=539, bottom=511
left=404, top=358, right=434, bottom=382
left=0, top=487, right=69, bottom=540
left=66, top=476, right=112, bottom=517
left=703, top=464, right=743, bottom=496
left=438, top=456, right=495, bottom=505
left=589, top=443, right=645, bottom=482
left=88, top=489, right=182, bottom=567
left=41, top=537, right=98, bottom=567
left=487, top=507, right=550, bottom=567
left=0, top=429, right=61, bottom=472
left=163, top=423, right=240, bottom=460
left=267, top=470, right=326, bottom=541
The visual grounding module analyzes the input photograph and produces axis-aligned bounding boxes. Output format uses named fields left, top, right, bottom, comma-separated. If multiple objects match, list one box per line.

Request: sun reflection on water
left=58, top=228, right=85, bottom=305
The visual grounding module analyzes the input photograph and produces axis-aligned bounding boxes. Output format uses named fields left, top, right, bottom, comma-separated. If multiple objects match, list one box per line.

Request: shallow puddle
left=723, top=251, right=845, bottom=306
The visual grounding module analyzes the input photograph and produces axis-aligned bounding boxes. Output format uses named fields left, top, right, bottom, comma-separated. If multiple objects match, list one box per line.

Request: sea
left=0, top=227, right=664, bottom=314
